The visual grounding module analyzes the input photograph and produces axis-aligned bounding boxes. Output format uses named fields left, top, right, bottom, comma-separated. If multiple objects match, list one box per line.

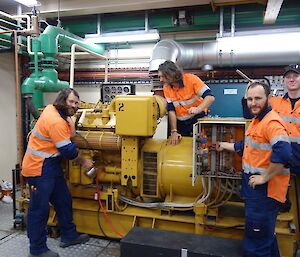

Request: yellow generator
left=19, top=95, right=298, bottom=257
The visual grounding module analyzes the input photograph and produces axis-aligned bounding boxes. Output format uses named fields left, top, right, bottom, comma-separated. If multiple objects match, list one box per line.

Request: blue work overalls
left=241, top=173, right=281, bottom=257
left=26, top=157, right=78, bottom=255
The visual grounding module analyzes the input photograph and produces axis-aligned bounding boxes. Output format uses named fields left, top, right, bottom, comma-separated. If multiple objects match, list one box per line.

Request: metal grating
left=142, top=152, right=158, bottom=197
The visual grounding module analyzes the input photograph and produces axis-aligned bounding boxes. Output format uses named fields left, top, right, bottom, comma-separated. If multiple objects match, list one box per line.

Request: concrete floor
left=0, top=201, right=120, bottom=257
left=1, top=199, right=299, bottom=257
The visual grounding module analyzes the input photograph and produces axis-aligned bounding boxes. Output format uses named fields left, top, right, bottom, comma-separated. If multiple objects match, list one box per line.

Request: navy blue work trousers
left=243, top=197, right=281, bottom=257
left=27, top=175, right=78, bottom=255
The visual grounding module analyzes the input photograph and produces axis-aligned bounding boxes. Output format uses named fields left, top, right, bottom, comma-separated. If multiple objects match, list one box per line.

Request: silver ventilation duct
left=149, top=30, right=300, bottom=71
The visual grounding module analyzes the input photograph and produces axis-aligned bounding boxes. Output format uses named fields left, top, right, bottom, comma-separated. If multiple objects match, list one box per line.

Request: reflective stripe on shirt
left=270, top=135, right=290, bottom=146
left=280, top=115, right=300, bottom=124
left=32, top=129, right=52, bottom=142
left=55, top=139, right=72, bottom=148
left=196, top=85, right=210, bottom=97
left=177, top=113, right=195, bottom=121
left=173, top=94, right=198, bottom=107
left=33, top=128, right=71, bottom=148
left=289, top=137, right=300, bottom=143
left=245, top=136, right=271, bottom=150
left=27, top=146, right=60, bottom=158
left=243, top=162, right=290, bottom=175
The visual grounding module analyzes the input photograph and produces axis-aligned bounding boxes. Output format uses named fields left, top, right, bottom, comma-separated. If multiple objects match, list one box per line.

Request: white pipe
left=16, top=5, right=22, bottom=47
left=70, top=44, right=76, bottom=88
left=231, top=6, right=235, bottom=37
left=11, top=14, right=42, bottom=56
left=0, top=11, right=15, bottom=20
left=78, top=110, right=87, bottom=126
left=0, top=12, right=40, bottom=56
left=77, top=108, right=95, bottom=112
left=219, top=7, right=224, bottom=38
left=12, top=14, right=30, bottom=30
left=26, top=35, right=43, bottom=56
left=105, top=59, right=108, bottom=82
left=69, top=43, right=108, bottom=88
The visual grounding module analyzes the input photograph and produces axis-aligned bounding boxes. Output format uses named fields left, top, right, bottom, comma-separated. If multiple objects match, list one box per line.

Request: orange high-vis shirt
left=22, top=105, right=72, bottom=177
left=163, top=73, right=210, bottom=121
left=243, top=110, right=290, bottom=203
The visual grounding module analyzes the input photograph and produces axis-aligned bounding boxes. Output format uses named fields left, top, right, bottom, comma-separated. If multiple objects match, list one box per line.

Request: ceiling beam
left=31, top=0, right=210, bottom=18
left=263, top=0, right=284, bottom=24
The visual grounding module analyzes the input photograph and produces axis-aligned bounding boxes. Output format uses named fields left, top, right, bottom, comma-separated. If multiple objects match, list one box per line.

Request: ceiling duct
left=149, top=30, right=300, bottom=71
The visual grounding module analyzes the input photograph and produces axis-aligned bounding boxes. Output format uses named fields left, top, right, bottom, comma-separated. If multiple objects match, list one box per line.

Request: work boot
left=28, top=250, right=59, bottom=257
left=59, top=234, right=90, bottom=248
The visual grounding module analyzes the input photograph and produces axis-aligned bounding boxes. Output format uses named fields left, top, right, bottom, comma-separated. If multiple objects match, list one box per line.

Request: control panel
left=101, top=83, right=135, bottom=103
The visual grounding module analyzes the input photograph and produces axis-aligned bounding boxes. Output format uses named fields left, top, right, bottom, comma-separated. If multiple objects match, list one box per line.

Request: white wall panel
left=0, top=52, right=17, bottom=183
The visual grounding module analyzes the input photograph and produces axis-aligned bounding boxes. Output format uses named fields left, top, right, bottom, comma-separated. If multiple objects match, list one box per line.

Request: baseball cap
left=283, top=64, right=300, bottom=77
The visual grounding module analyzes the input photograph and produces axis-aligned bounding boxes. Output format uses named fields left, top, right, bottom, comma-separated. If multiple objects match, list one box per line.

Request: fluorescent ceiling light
left=13, top=0, right=40, bottom=7
left=85, top=29, right=160, bottom=44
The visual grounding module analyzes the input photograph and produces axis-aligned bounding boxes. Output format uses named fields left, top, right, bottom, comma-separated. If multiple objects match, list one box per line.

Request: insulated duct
left=149, top=30, right=300, bottom=71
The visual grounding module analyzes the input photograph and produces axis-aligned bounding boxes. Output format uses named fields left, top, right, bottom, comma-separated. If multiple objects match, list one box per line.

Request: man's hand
left=169, top=131, right=182, bottom=145
left=81, top=158, right=94, bottom=170
left=248, top=175, right=267, bottom=189
left=187, top=106, right=202, bottom=115
left=215, top=141, right=235, bottom=152
left=73, top=155, right=94, bottom=170
left=216, top=142, right=225, bottom=151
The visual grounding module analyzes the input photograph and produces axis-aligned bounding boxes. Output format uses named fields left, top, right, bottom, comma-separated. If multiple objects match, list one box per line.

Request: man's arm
left=188, top=95, right=215, bottom=115
left=168, top=110, right=182, bottom=145
left=49, top=120, right=94, bottom=170
left=73, top=153, right=94, bottom=170
left=248, top=162, right=285, bottom=188
left=216, top=142, right=235, bottom=152
left=249, top=121, right=291, bottom=188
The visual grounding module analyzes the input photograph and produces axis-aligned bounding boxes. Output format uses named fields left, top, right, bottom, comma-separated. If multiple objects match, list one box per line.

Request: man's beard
left=250, top=101, right=268, bottom=116
left=62, top=105, right=77, bottom=116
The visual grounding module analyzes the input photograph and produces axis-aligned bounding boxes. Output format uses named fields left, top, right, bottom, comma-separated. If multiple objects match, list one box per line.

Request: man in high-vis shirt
left=243, top=64, right=300, bottom=176
left=269, top=64, right=300, bottom=176
left=22, top=89, right=94, bottom=257
left=158, top=61, right=215, bottom=145
left=217, top=82, right=292, bottom=257
left=242, top=64, right=300, bottom=212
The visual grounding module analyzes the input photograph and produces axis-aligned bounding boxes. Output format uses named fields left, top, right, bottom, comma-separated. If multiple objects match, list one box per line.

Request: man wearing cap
left=242, top=64, right=300, bottom=212
left=217, top=81, right=292, bottom=257
left=269, top=64, right=300, bottom=177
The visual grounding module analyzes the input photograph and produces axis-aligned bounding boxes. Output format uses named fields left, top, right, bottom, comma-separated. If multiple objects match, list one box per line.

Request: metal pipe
left=97, top=14, right=101, bottom=35
left=149, top=30, right=300, bottom=71
left=219, top=7, right=224, bottom=38
left=0, top=11, right=16, bottom=20
left=0, top=19, right=21, bottom=28
left=12, top=30, right=24, bottom=196
left=231, top=6, right=235, bottom=37
left=69, top=43, right=107, bottom=88
left=145, top=11, right=149, bottom=32
left=236, top=69, right=253, bottom=82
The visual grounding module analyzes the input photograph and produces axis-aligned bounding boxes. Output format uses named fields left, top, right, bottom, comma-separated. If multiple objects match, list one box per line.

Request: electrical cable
left=207, top=178, right=221, bottom=206
left=211, top=179, right=234, bottom=208
left=96, top=173, right=124, bottom=238
left=119, top=195, right=195, bottom=208
left=97, top=205, right=108, bottom=238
